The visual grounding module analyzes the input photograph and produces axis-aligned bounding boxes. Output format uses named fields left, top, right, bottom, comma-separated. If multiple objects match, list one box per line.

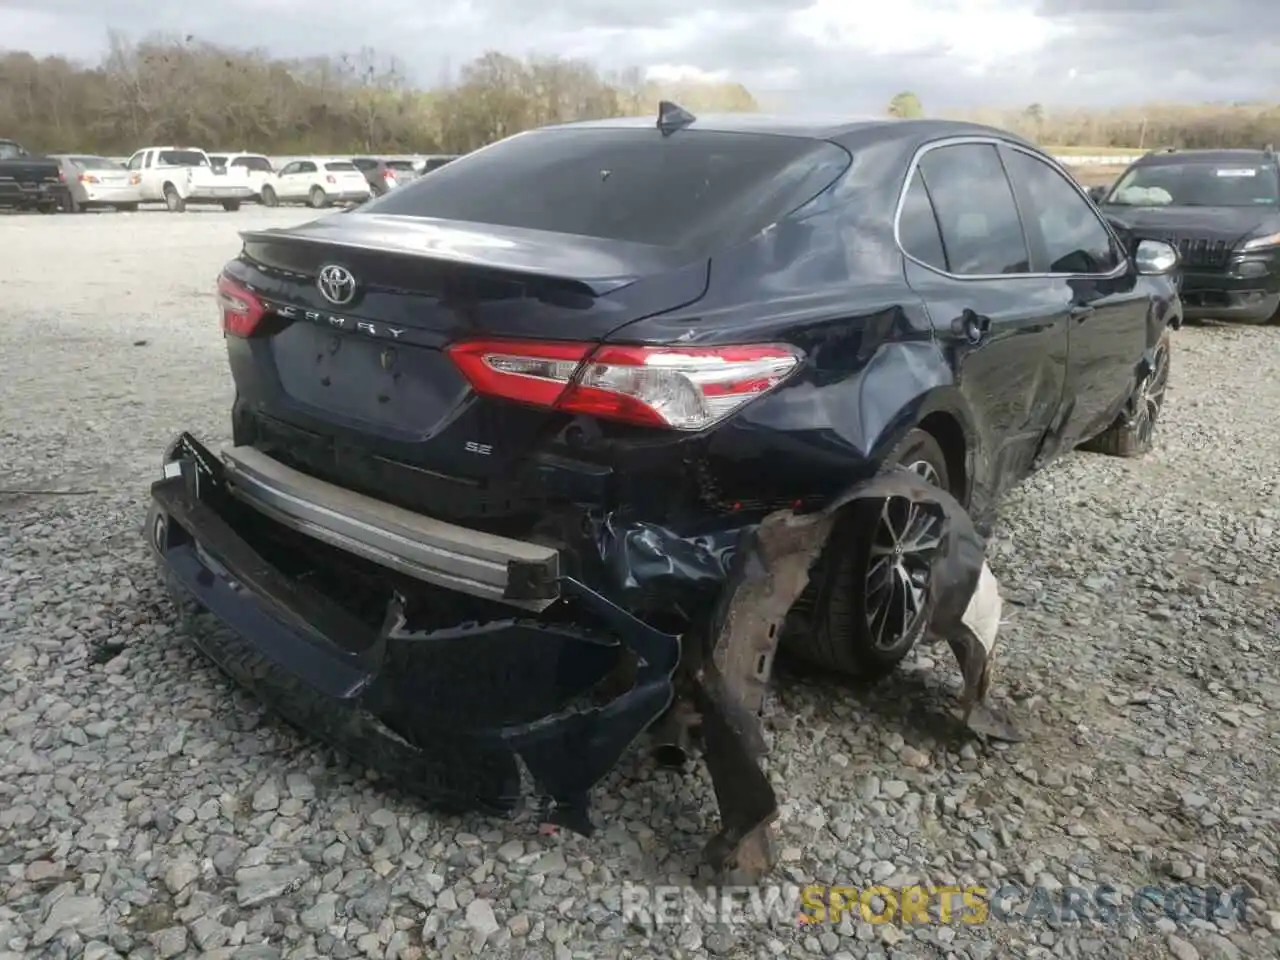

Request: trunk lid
left=229, top=213, right=708, bottom=490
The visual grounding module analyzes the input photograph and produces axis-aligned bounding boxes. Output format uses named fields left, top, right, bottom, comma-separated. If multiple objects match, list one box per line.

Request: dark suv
left=147, top=110, right=1181, bottom=872
left=1094, top=146, right=1280, bottom=324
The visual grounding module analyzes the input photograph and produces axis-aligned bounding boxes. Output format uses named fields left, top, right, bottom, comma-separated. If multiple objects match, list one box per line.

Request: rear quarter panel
left=602, top=135, right=978, bottom=511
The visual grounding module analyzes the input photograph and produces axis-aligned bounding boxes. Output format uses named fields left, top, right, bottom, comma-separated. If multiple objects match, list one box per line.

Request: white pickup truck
left=125, top=146, right=255, bottom=212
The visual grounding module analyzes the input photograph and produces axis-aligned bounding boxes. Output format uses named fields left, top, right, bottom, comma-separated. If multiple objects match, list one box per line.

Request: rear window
left=1107, top=161, right=1280, bottom=207
left=233, top=156, right=274, bottom=172
left=71, top=156, right=125, bottom=170
left=325, top=161, right=358, bottom=172
left=157, top=150, right=208, bottom=167
left=387, top=160, right=415, bottom=171
left=363, top=128, right=851, bottom=256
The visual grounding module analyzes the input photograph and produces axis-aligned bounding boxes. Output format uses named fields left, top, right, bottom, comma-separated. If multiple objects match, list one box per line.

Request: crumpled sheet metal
left=597, top=467, right=1002, bottom=716
left=597, top=467, right=1015, bottom=882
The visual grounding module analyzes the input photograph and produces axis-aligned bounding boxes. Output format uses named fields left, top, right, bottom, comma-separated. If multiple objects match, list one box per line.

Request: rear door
left=1000, top=145, right=1148, bottom=446
left=900, top=140, right=1069, bottom=497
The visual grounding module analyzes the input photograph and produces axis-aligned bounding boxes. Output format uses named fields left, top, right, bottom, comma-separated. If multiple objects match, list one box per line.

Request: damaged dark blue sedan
left=147, top=104, right=1181, bottom=881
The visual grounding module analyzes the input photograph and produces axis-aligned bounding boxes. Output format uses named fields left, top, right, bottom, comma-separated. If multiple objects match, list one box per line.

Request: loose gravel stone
left=2, top=209, right=1279, bottom=960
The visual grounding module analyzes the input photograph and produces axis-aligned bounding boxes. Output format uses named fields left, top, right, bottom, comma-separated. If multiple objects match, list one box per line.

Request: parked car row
left=0, top=137, right=459, bottom=214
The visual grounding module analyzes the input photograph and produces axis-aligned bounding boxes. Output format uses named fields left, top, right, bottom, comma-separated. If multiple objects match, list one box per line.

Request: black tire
left=64, top=193, right=82, bottom=213
left=222, top=199, right=241, bottom=212
left=787, top=428, right=952, bottom=679
left=37, top=202, right=59, bottom=214
left=115, top=203, right=138, bottom=212
left=164, top=185, right=185, bottom=213
left=1079, top=329, right=1171, bottom=458
left=308, top=186, right=328, bottom=209
left=260, top=186, right=278, bottom=207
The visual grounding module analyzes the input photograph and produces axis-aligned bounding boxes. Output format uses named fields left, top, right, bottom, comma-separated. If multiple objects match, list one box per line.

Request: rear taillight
left=130, top=174, right=141, bottom=185
left=78, top=173, right=99, bottom=184
left=217, top=274, right=266, bottom=337
left=383, top=170, right=396, bottom=181
left=446, top=340, right=801, bottom=431
left=326, top=175, right=337, bottom=184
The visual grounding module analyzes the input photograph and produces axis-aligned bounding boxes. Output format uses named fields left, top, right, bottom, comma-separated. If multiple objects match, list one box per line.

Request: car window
left=127, top=153, right=144, bottom=170
left=917, top=143, right=1029, bottom=276
left=325, top=161, right=358, bottom=172
left=898, top=169, right=948, bottom=271
left=71, top=156, right=124, bottom=170
left=233, top=156, right=274, bottom=172
left=1005, top=149, right=1121, bottom=275
left=1107, top=161, right=1280, bottom=207
left=0, top=141, right=27, bottom=160
left=298, top=161, right=317, bottom=173
left=208, top=155, right=227, bottom=166
left=278, top=162, right=298, bottom=175
left=353, top=158, right=375, bottom=170
left=364, top=128, right=852, bottom=258
left=387, top=160, right=415, bottom=171
left=157, top=150, right=208, bottom=167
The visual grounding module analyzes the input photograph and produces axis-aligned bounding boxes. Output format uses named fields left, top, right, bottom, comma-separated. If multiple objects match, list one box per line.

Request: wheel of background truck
left=1079, top=329, right=1171, bottom=458
left=164, top=184, right=185, bottom=213
left=308, top=186, right=328, bottom=209
left=790, top=429, right=951, bottom=680
left=260, top=185, right=278, bottom=207
left=114, top=203, right=138, bottom=212
left=222, top=199, right=241, bottom=212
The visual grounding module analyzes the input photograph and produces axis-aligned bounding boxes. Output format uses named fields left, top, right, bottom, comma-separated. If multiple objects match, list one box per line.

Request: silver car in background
left=52, top=155, right=143, bottom=212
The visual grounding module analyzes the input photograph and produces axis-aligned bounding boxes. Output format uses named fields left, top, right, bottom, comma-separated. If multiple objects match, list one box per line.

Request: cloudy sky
left=0, top=0, right=1276, bottom=112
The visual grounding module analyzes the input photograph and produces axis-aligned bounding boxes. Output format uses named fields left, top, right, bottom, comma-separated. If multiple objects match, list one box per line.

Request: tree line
left=2, top=35, right=1277, bottom=157
left=891, top=90, right=1280, bottom=151
left=0, top=34, right=757, bottom=156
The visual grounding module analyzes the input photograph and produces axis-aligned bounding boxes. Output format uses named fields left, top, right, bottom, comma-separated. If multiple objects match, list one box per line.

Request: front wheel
left=222, top=199, right=241, bottom=212
left=260, top=185, right=278, bottom=207
left=787, top=428, right=952, bottom=679
left=1079, top=329, right=1171, bottom=458
left=308, top=186, right=328, bottom=209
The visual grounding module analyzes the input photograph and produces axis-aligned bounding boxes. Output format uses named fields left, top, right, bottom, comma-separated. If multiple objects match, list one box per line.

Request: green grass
left=1045, top=145, right=1144, bottom=156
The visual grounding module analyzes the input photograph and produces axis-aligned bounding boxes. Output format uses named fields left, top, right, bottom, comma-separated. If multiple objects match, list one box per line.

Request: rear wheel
left=788, top=429, right=951, bottom=679
left=222, top=199, right=241, bottom=212
left=1080, top=329, right=1171, bottom=458
left=260, top=185, right=278, bottom=207
left=164, top=184, right=185, bottom=212
left=37, top=202, right=59, bottom=214
left=308, top=186, right=328, bottom=209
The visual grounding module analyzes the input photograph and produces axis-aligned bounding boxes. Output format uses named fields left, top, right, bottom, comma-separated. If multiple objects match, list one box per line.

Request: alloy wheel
left=1129, top=341, right=1170, bottom=445
left=863, top=459, right=944, bottom=651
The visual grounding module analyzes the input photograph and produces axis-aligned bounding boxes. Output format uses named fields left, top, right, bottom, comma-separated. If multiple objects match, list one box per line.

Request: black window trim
left=892, top=135, right=1131, bottom=282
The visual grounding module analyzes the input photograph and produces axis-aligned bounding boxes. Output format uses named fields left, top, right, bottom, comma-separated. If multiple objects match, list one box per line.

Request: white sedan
left=52, top=155, right=144, bottom=212
left=258, top=158, right=372, bottom=208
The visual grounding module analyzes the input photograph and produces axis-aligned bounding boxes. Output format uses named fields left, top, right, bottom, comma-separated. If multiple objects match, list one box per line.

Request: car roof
left=535, top=113, right=1036, bottom=151
left=1132, top=148, right=1277, bottom=167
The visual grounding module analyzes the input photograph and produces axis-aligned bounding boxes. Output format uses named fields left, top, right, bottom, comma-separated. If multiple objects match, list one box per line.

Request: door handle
left=1069, top=305, right=1095, bottom=322
left=953, top=309, right=991, bottom=344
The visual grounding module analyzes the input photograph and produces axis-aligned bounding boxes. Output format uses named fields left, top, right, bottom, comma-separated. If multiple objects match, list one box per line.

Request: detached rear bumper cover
left=148, top=432, right=1006, bottom=878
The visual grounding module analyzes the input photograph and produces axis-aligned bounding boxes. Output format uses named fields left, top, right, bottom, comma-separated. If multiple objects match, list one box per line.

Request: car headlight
left=1239, top=231, right=1280, bottom=252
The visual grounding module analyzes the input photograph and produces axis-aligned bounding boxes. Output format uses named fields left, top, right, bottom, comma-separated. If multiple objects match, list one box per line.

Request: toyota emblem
left=317, top=264, right=358, bottom=306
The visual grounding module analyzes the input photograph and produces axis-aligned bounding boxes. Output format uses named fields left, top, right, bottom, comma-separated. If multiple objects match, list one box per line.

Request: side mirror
left=1087, top=185, right=1109, bottom=204
left=1134, top=239, right=1178, bottom=276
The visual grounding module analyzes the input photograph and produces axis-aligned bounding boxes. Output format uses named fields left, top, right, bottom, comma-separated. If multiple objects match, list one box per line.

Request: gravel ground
left=1, top=208, right=1278, bottom=960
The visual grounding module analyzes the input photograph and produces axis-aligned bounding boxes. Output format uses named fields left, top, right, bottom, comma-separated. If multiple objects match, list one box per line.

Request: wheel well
left=917, top=411, right=968, bottom=503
